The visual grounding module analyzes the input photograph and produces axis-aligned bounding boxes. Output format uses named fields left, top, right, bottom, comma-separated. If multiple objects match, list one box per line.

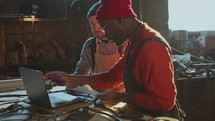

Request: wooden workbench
left=0, top=87, right=157, bottom=121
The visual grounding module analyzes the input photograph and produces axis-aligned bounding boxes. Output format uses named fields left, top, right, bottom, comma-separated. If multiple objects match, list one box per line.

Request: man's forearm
left=64, top=74, right=96, bottom=89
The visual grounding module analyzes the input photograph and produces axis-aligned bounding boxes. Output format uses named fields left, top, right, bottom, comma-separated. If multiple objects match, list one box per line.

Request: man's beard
left=112, top=34, right=127, bottom=46
left=110, top=29, right=127, bottom=46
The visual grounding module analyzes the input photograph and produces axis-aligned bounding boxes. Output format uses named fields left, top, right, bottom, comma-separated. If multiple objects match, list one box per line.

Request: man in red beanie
left=50, top=0, right=177, bottom=117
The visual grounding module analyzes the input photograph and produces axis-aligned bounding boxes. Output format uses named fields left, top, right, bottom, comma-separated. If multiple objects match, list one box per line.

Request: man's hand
left=44, top=71, right=67, bottom=86
left=94, top=90, right=126, bottom=108
left=94, top=90, right=136, bottom=109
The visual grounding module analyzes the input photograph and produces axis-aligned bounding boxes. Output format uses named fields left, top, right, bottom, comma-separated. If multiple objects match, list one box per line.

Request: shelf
left=0, top=14, right=67, bottom=22
left=17, top=18, right=67, bottom=22
left=5, top=32, right=41, bottom=35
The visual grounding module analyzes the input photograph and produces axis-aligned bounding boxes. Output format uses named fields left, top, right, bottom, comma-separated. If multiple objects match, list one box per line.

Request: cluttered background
left=0, top=0, right=215, bottom=121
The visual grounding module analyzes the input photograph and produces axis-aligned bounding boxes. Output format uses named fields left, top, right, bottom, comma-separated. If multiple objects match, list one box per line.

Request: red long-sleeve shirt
left=94, top=23, right=177, bottom=110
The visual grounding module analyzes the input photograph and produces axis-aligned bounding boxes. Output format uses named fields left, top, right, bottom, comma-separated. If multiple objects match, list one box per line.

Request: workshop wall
left=0, top=22, right=6, bottom=66
left=140, top=0, right=169, bottom=40
left=0, top=0, right=169, bottom=67
left=0, top=0, right=97, bottom=66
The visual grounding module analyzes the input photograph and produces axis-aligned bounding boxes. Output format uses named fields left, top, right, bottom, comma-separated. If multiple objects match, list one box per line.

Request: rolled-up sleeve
left=73, top=38, right=94, bottom=75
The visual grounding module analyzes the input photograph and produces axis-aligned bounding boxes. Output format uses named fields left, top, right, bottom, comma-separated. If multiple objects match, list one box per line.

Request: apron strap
left=130, top=37, right=172, bottom=67
left=90, top=37, right=97, bottom=73
left=96, top=43, right=99, bottom=53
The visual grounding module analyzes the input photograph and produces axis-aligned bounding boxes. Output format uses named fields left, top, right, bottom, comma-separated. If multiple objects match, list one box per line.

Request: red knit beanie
left=96, top=0, right=137, bottom=19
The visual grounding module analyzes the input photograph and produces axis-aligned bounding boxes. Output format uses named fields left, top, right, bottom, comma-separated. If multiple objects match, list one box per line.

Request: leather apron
left=94, top=43, right=121, bottom=73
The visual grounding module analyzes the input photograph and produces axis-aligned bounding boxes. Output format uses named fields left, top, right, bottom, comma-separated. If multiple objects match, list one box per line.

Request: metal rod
left=139, top=0, right=143, bottom=20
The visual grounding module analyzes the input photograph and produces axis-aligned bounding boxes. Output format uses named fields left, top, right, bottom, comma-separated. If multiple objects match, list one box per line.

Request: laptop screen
left=19, top=67, right=84, bottom=108
left=19, top=67, right=53, bottom=107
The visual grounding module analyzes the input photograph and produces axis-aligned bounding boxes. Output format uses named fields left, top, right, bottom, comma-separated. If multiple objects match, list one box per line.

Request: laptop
left=19, top=67, right=84, bottom=108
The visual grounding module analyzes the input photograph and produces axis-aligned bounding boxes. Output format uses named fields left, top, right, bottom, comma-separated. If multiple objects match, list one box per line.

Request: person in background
left=74, top=1, right=126, bottom=75
left=50, top=0, right=177, bottom=117
left=73, top=1, right=126, bottom=92
left=45, top=1, right=126, bottom=92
